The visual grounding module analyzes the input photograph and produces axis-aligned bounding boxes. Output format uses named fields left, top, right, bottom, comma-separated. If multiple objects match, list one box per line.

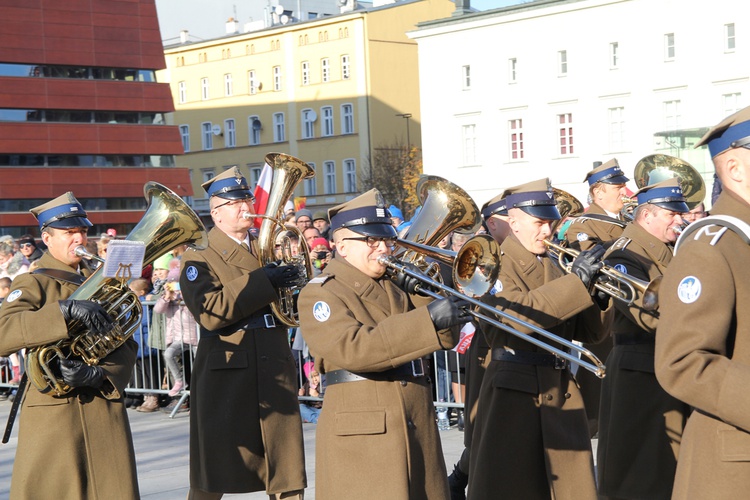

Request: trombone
left=544, top=240, right=660, bottom=312
left=379, top=254, right=607, bottom=379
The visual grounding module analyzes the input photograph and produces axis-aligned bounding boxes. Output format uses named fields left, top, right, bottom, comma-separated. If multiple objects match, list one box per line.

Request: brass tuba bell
left=633, top=154, right=706, bottom=209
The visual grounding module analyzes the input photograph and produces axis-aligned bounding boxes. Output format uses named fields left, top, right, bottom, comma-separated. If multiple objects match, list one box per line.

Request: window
left=178, top=81, right=187, bottom=104
left=273, top=112, right=285, bottom=142
left=301, top=61, right=310, bottom=86
left=305, top=162, right=317, bottom=195
left=201, top=77, right=209, bottom=100
left=609, top=42, right=619, bottom=68
left=558, top=113, right=574, bottom=156
left=273, top=66, right=282, bottom=91
left=250, top=167, right=262, bottom=189
left=462, top=124, right=477, bottom=166
left=248, top=70, right=257, bottom=94
left=462, top=65, right=471, bottom=90
left=664, top=33, right=675, bottom=60
left=558, top=50, right=568, bottom=76
left=202, top=169, right=215, bottom=185
left=723, top=93, right=742, bottom=116
left=321, top=58, right=330, bottom=83
left=508, top=58, right=517, bottom=83
left=324, top=161, right=336, bottom=194
left=343, top=159, right=356, bottom=193
left=224, top=119, right=236, bottom=148
left=664, top=100, right=681, bottom=130
left=249, top=115, right=261, bottom=145
left=179, top=125, right=190, bottom=152
left=322, top=106, right=334, bottom=136
left=509, top=119, right=524, bottom=160
left=341, top=104, right=354, bottom=134
left=301, top=109, right=315, bottom=139
left=201, top=122, right=213, bottom=150
left=608, top=107, right=626, bottom=152
left=725, top=23, right=736, bottom=52
left=341, top=55, right=350, bottom=79
left=224, top=73, right=233, bottom=96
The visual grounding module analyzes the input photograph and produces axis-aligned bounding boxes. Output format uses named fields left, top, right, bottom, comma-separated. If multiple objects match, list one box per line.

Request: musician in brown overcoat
left=656, top=106, right=750, bottom=498
left=179, top=167, right=306, bottom=499
left=0, top=193, right=139, bottom=499
left=298, top=189, right=470, bottom=500
left=565, top=159, right=629, bottom=436
left=468, top=179, right=613, bottom=500
left=597, top=178, right=691, bottom=499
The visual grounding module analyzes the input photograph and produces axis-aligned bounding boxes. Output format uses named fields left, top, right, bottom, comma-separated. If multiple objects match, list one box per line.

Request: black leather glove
left=59, top=300, right=113, bottom=336
left=427, top=295, right=472, bottom=330
left=263, top=262, right=303, bottom=289
left=570, top=245, right=605, bottom=291
left=392, top=262, right=423, bottom=295
left=59, top=359, right=105, bottom=389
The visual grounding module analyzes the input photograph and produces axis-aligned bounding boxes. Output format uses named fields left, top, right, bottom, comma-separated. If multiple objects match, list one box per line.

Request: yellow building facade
left=159, top=0, right=454, bottom=215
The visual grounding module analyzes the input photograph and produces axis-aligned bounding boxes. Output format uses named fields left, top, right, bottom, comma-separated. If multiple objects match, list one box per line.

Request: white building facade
left=410, top=0, right=748, bottom=207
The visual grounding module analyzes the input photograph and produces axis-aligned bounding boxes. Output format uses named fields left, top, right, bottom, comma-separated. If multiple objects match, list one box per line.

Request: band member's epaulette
left=308, top=274, right=333, bottom=285
left=674, top=215, right=750, bottom=254
left=609, top=237, right=632, bottom=251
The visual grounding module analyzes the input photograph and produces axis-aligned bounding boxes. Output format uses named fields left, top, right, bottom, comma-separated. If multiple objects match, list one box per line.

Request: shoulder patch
left=312, top=301, right=331, bottom=321
left=613, top=263, right=628, bottom=274
left=185, top=265, right=199, bottom=282
left=576, top=232, right=589, bottom=242
left=6, top=289, right=22, bottom=303
left=490, top=279, right=503, bottom=294
left=610, top=237, right=631, bottom=251
left=308, top=274, right=333, bottom=285
left=677, top=276, right=701, bottom=304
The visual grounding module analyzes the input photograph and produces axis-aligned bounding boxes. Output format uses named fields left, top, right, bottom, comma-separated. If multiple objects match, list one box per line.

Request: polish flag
left=252, top=161, right=273, bottom=228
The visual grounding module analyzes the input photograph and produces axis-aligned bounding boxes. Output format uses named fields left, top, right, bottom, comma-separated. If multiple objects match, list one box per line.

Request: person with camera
left=298, top=188, right=471, bottom=499
left=179, top=167, right=306, bottom=500
left=0, top=192, right=139, bottom=498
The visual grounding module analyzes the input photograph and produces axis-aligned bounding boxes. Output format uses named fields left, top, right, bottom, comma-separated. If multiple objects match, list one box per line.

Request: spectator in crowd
left=147, top=252, right=172, bottom=301
left=298, top=361, right=324, bottom=424
left=295, top=208, right=313, bottom=231
left=389, top=205, right=404, bottom=228
left=302, top=226, right=322, bottom=251
left=711, top=171, right=722, bottom=205
left=0, top=239, right=29, bottom=280
left=127, top=277, right=159, bottom=411
left=310, top=237, right=332, bottom=275
left=97, top=234, right=111, bottom=262
left=313, top=211, right=331, bottom=240
left=17, top=235, right=43, bottom=264
left=683, top=201, right=707, bottom=223
left=0, top=276, right=10, bottom=303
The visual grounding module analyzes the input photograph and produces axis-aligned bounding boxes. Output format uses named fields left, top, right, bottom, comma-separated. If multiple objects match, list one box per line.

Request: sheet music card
left=103, top=240, right=146, bottom=281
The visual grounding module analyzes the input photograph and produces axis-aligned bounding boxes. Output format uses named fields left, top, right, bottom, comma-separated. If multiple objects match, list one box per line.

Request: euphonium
left=26, top=182, right=209, bottom=396
left=243, top=152, right=315, bottom=327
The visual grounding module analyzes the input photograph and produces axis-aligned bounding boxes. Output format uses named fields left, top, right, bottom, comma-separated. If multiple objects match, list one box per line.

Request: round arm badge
left=677, top=276, right=701, bottom=304
left=313, top=301, right=331, bottom=322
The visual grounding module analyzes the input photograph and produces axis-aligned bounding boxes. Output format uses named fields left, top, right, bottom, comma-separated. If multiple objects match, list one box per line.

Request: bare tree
left=362, top=141, right=423, bottom=219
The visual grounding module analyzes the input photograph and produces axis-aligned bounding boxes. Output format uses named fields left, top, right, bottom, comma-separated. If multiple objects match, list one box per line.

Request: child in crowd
left=298, top=361, right=324, bottom=424
left=128, top=278, right=160, bottom=412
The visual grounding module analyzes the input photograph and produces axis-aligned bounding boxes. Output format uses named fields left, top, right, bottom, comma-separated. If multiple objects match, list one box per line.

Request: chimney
left=452, top=0, right=471, bottom=16
left=226, top=17, right=239, bottom=34
left=180, top=30, right=189, bottom=44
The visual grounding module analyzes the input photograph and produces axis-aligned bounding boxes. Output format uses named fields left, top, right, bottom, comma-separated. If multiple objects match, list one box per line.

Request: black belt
left=200, top=312, right=278, bottom=338
left=492, top=347, right=568, bottom=370
left=614, top=333, right=655, bottom=346
left=325, top=360, right=425, bottom=387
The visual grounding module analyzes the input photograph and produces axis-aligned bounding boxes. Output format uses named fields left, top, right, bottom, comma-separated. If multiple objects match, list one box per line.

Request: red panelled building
left=0, top=0, right=192, bottom=236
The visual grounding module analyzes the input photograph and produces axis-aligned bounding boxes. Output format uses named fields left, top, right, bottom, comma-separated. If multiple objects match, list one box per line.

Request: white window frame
left=322, top=106, right=334, bottom=137
left=324, top=161, right=336, bottom=194
left=321, top=58, right=330, bottom=83
left=664, top=33, right=675, bottom=61
left=304, top=162, right=317, bottom=195
left=224, top=73, right=233, bottom=96
left=608, top=107, right=626, bottom=152
left=461, top=124, right=477, bottom=166
left=224, top=119, right=236, bottom=148
left=201, top=77, right=209, bottom=100
left=341, top=54, right=350, bottom=80
left=341, top=104, right=354, bottom=134
left=664, top=100, right=681, bottom=130
left=557, top=113, right=574, bottom=156
left=248, top=70, right=257, bottom=95
left=273, top=66, right=282, bottom=91
left=343, top=159, right=356, bottom=193
left=509, top=119, right=524, bottom=161
left=248, top=115, right=261, bottom=145
left=557, top=50, right=568, bottom=76
left=609, top=42, right=619, bottom=69
left=179, top=124, right=190, bottom=152
left=201, top=122, right=213, bottom=150
left=508, top=58, right=517, bottom=83
left=301, top=109, right=315, bottom=139
left=301, top=61, right=310, bottom=86
left=202, top=169, right=215, bottom=186
left=462, top=65, right=471, bottom=90
left=725, top=23, right=736, bottom=52
left=273, top=112, right=285, bottom=142
left=250, top=166, right=262, bottom=189
left=722, top=93, right=742, bottom=116
left=178, top=81, right=187, bottom=104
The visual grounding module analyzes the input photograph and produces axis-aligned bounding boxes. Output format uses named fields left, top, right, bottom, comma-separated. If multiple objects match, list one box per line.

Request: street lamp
left=396, top=113, right=412, bottom=151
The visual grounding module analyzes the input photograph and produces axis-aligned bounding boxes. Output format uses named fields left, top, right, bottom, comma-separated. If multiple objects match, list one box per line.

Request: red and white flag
left=252, top=161, right=273, bottom=228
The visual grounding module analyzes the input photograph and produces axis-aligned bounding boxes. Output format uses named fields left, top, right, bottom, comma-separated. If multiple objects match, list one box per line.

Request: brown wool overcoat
left=298, top=257, right=456, bottom=500
left=597, top=223, right=689, bottom=499
left=467, top=234, right=612, bottom=500
left=655, top=190, right=750, bottom=499
left=565, top=202, right=626, bottom=251
left=0, top=252, right=139, bottom=500
left=179, top=227, right=306, bottom=494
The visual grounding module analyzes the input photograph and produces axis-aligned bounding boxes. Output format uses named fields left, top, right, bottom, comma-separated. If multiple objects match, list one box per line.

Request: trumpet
left=379, top=255, right=607, bottom=379
left=544, top=240, right=660, bottom=311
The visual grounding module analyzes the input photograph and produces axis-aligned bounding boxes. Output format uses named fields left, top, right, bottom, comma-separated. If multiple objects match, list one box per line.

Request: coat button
left=564, top=392, right=571, bottom=399
left=407, top=420, right=415, bottom=429
left=545, top=394, right=553, bottom=401
left=400, top=380, right=407, bottom=387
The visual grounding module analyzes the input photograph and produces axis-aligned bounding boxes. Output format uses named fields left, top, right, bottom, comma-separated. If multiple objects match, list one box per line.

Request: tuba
left=26, top=182, right=209, bottom=396
left=247, top=152, right=315, bottom=327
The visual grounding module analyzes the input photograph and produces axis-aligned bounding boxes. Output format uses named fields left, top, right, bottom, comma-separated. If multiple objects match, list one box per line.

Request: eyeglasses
left=19, top=243, right=34, bottom=248
left=341, top=236, right=398, bottom=248
left=215, top=196, right=255, bottom=209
